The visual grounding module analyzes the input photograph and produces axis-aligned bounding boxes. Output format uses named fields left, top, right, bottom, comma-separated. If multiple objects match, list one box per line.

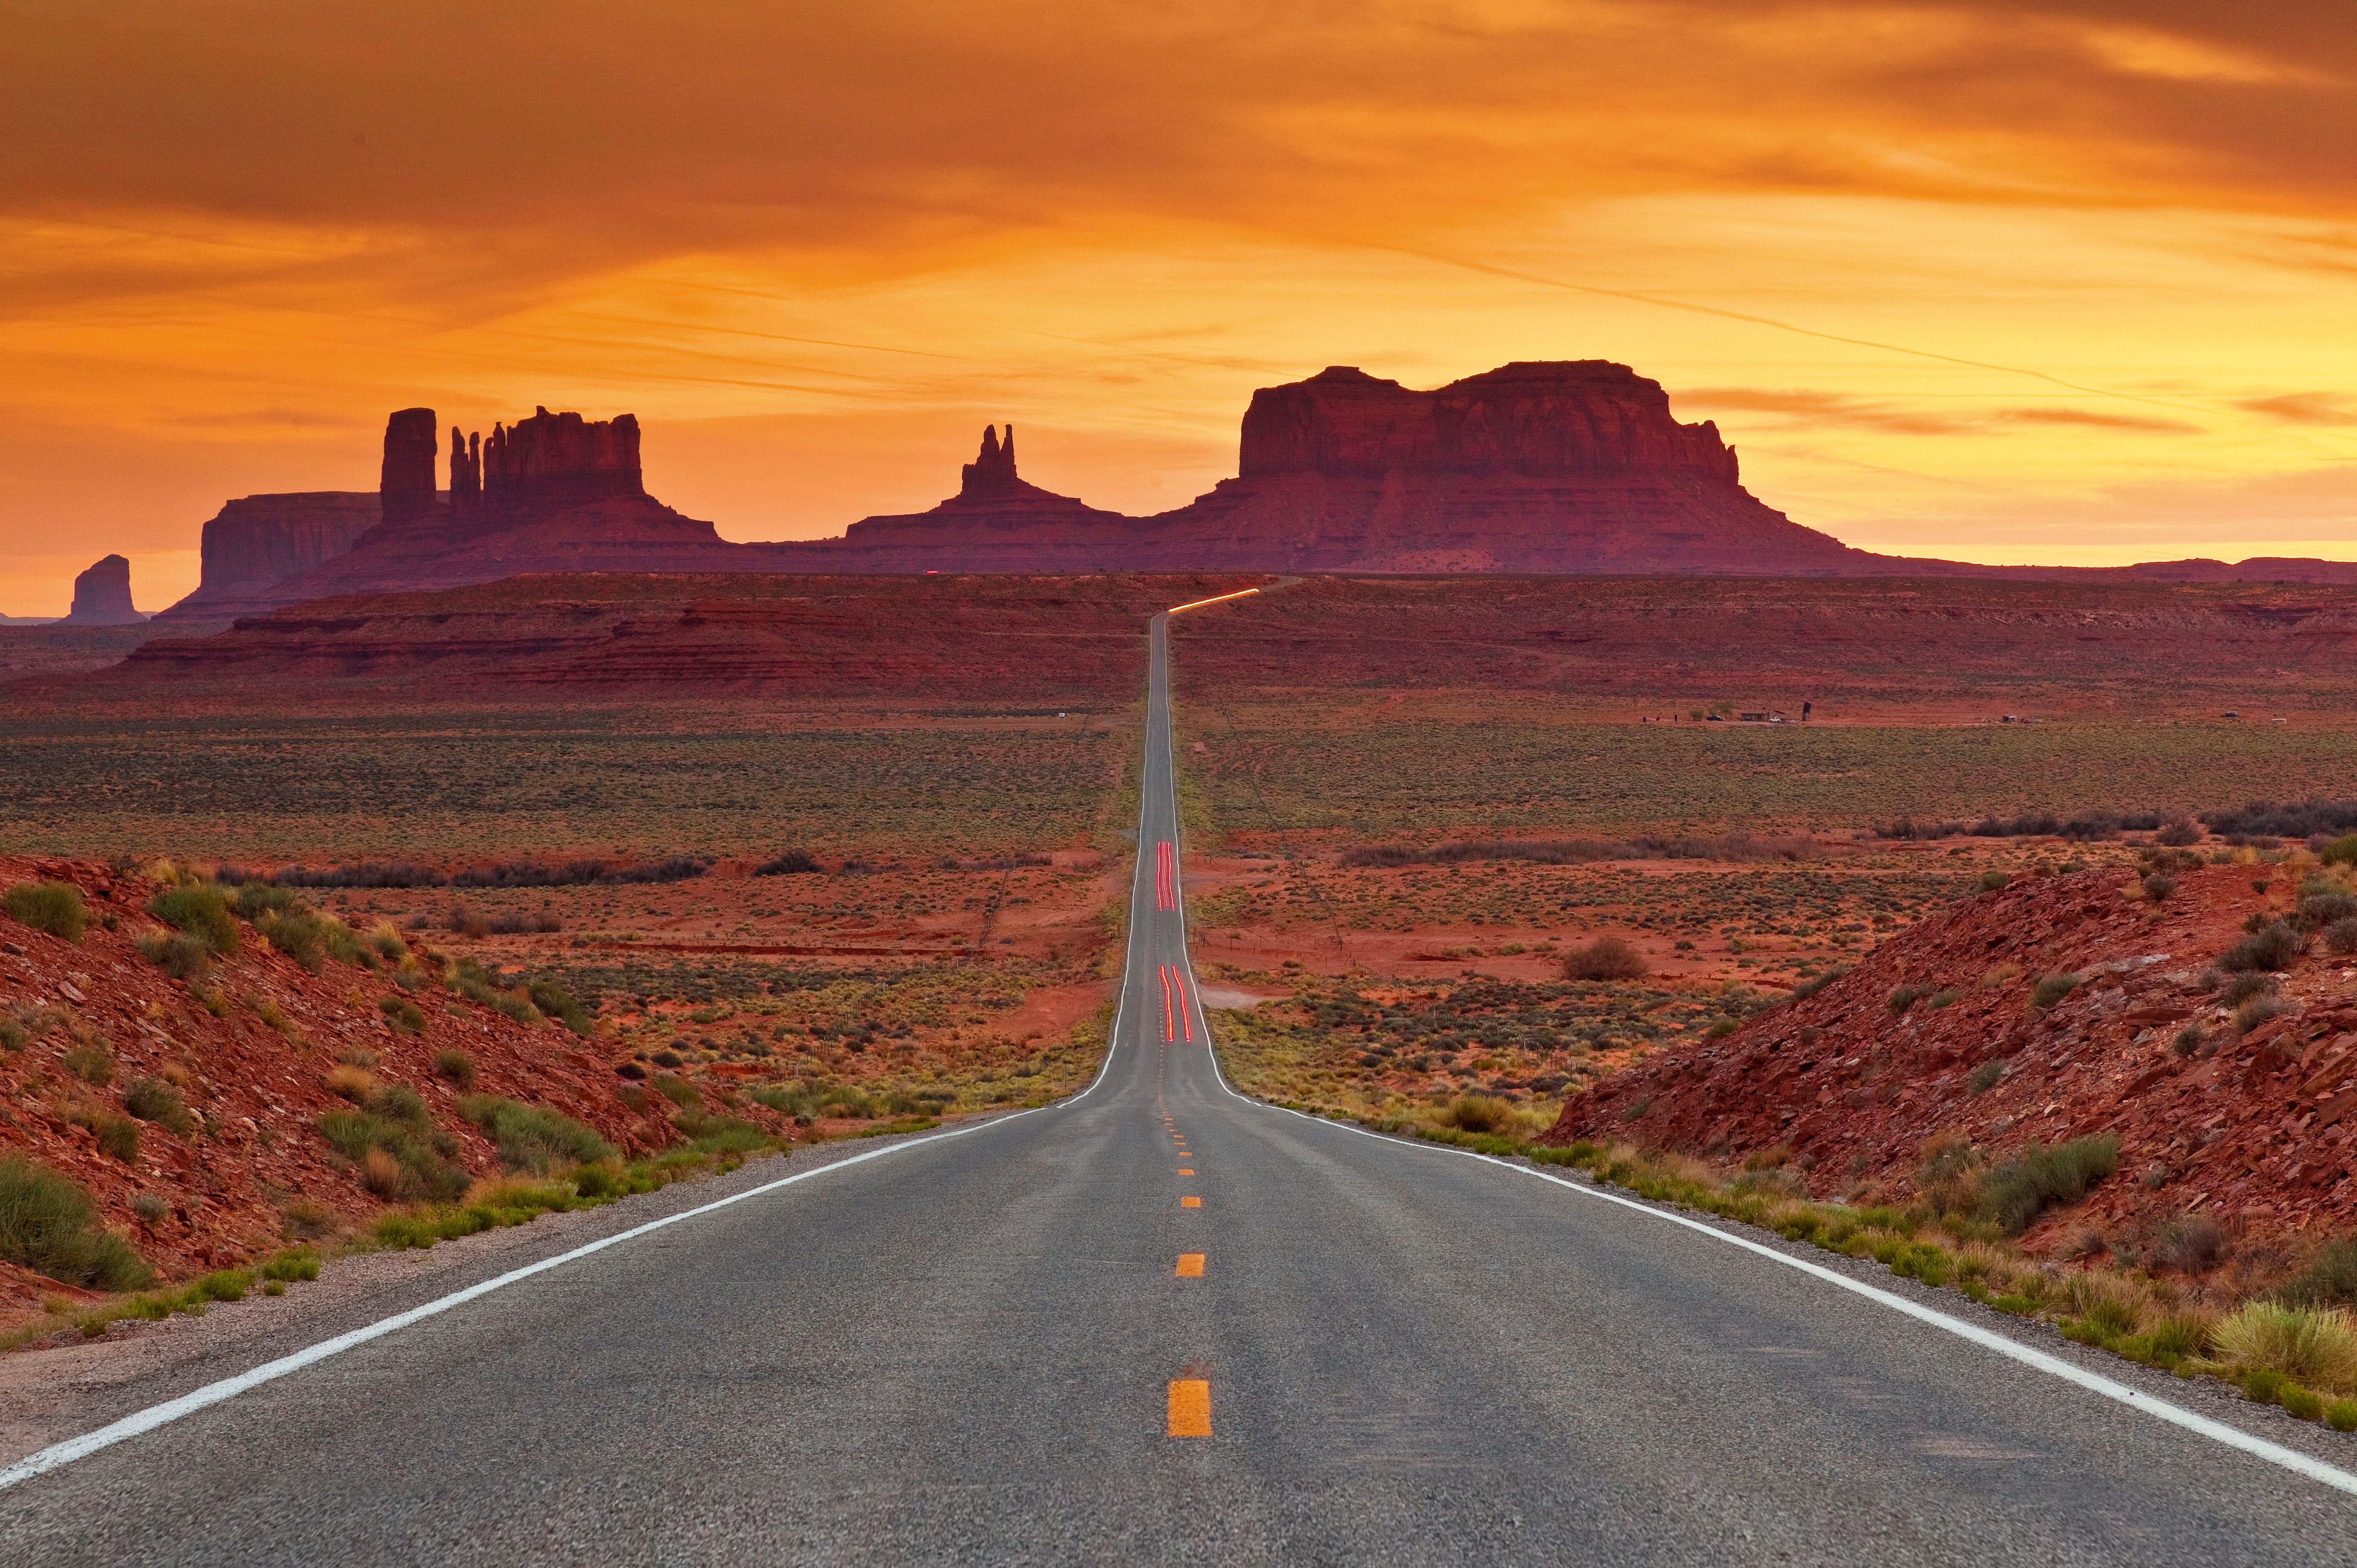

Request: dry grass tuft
left=2211, top=1302, right=2357, bottom=1395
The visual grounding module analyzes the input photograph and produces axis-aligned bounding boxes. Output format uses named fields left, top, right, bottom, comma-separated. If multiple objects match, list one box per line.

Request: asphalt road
left=5, top=602, right=2357, bottom=1563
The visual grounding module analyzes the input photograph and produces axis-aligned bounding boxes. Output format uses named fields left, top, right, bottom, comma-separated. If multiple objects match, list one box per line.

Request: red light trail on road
left=1155, top=840, right=1176, bottom=911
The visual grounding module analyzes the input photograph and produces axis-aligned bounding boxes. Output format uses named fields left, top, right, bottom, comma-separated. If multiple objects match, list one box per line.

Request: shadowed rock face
left=379, top=409, right=438, bottom=526
left=154, top=493, right=383, bottom=621
left=483, top=408, right=643, bottom=508
left=65, top=554, right=143, bottom=625
left=1239, top=363, right=1741, bottom=481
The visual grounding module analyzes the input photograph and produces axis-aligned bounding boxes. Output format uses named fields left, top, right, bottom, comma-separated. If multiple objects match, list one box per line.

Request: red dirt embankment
left=1547, top=862, right=2357, bottom=1246
left=0, top=857, right=717, bottom=1283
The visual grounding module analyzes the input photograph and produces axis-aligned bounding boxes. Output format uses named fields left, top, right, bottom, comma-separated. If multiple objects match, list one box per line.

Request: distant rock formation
left=153, top=493, right=383, bottom=622
left=65, top=555, right=144, bottom=625
left=829, top=425, right=1135, bottom=567
left=483, top=408, right=644, bottom=508
left=148, top=363, right=2357, bottom=620
left=449, top=426, right=481, bottom=514
left=379, top=409, right=439, bottom=526
left=1140, top=362, right=1864, bottom=574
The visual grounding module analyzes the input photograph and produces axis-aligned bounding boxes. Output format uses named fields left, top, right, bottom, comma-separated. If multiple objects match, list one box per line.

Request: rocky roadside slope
left=1548, top=859, right=2357, bottom=1249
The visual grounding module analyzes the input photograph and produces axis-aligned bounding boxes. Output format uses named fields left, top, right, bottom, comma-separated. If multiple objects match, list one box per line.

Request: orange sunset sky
left=3, top=1, right=2354, bottom=614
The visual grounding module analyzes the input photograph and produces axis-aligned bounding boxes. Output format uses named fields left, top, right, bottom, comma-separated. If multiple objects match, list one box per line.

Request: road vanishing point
left=6, top=593, right=2357, bottom=1564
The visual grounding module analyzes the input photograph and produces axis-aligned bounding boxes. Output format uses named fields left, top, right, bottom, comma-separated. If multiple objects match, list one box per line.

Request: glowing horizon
left=4, top=3, right=2352, bottom=614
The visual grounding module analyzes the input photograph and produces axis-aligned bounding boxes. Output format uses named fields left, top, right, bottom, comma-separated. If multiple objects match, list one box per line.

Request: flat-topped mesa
left=378, top=409, right=439, bottom=524
left=1239, top=362, right=1741, bottom=482
left=481, top=407, right=644, bottom=509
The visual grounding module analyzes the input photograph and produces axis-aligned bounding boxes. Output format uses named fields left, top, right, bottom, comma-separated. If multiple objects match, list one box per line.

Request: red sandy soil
left=0, top=856, right=785, bottom=1287
left=1548, top=862, right=2357, bottom=1246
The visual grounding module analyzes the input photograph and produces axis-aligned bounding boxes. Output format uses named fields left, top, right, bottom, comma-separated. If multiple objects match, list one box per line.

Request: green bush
left=433, top=1048, right=477, bottom=1088
left=0, top=1156, right=152, bottom=1289
left=62, top=1042, right=114, bottom=1086
left=1967, top=1060, right=2004, bottom=1094
left=2281, top=1237, right=2357, bottom=1308
left=380, top=995, right=426, bottom=1034
left=315, top=1090, right=469, bottom=1202
left=1976, top=1135, right=2118, bottom=1234
left=1976, top=869, right=2009, bottom=892
left=2321, top=834, right=2357, bottom=868
left=456, top=1095, right=616, bottom=1173
left=92, top=1114, right=140, bottom=1162
left=135, top=930, right=212, bottom=980
left=2330, top=1400, right=2357, bottom=1433
left=149, top=883, right=239, bottom=957
left=2028, top=972, right=2081, bottom=1011
left=3, top=881, right=86, bottom=943
left=123, top=1077, right=196, bottom=1135
left=651, top=1073, right=701, bottom=1108
left=526, top=977, right=591, bottom=1036
left=749, top=1085, right=809, bottom=1116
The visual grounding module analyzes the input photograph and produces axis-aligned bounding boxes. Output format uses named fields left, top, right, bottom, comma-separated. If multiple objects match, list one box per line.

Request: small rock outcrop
left=378, top=409, right=439, bottom=525
left=63, top=554, right=144, bottom=625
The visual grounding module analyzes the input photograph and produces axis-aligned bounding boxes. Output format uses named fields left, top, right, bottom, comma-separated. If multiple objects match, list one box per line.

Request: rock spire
left=379, top=409, right=438, bottom=524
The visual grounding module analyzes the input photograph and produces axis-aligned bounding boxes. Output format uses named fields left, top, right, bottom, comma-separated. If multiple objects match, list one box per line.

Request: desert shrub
left=572, top=1164, right=615, bottom=1198
left=63, top=1041, right=114, bottom=1086
left=2173, top=1024, right=2205, bottom=1057
left=2156, top=818, right=2202, bottom=846
left=150, top=883, right=239, bottom=956
left=2221, top=921, right=2303, bottom=974
left=227, top=880, right=297, bottom=919
left=367, top=923, right=409, bottom=962
left=1975, top=869, right=2009, bottom=892
left=1887, top=983, right=1929, bottom=1015
left=130, top=1192, right=169, bottom=1226
left=456, top=1095, right=616, bottom=1173
left=2322, top=834, right=2357, bottom=868
left=2327, top=918, right=2357, bottom=957
left=1444, top=1095, right=1513, bottom=1134
left=2028, top=972, right=2081, bottom=1011
left=0, top=1157, right=152, bottom=1290
left=1914, top=1134, right=1983, bottom=1216
left=3, top=881, right=86, bottom=943
left=123, top=1077, right=196, bottom=1135
left=1926, top=990, right=1960, bottom=1010
left=2281, top=1238, right=2357, bottom=1309
left=754, top=850, right=822, bottom=875
left=90, top=1113, right=140, bottom=1162
left=1976, top=1134, right=2118, bottom=1234
left=433, top=1048, right=477, bottom=1088
left=651, top=1049, right=685, bottom=1069
left=2140, top=872, right=2176, bottom=901
left=749, top=1084, right=809, bottom=1116
left=652, top=1073, right=701, bottom=1108
left=0, top=1017, right=21, bottom=1052
left=2233, top=994, right=2292, bottom=1036
left=2298, top=892, right=2357, bottom=931
left=1563, top=937, right=1648, bottom=982
left=2149, top=1212, right=2229, bottom=1273
left=2213, top=1302, right=2357, bottom=1395
left=526, top=977, right=590, bottom=1035
left=1968, top=1060, right=2005, bottom=1094
left=2220, top=972, right=2277, bottom=1006
left=315, top=1090, right=468, bottom=1202
left=135, top=930, right=211, bottom=980
left=2204, top=799, right=2357, bottom=840
left=380, top=995, right=426, bottom=1034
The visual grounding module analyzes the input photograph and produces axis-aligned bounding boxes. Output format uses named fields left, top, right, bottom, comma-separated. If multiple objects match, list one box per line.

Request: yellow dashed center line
left=1167, top=1378, right=1212, bottom=1437
left=1176, top=1253, right=1204, bottom=1277
left=1180, top=1196, right=1201, bottom=1208
left=1177, top=1168, right=1193, bottom=1174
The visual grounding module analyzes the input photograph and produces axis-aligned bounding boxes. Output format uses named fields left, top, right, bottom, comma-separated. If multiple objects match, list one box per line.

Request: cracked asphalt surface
left=4, top=604, right=2356, bottom=1563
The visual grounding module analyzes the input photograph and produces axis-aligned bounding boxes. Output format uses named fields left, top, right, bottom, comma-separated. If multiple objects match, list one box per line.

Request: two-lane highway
left=4, top=596, right=2356, bottom=1562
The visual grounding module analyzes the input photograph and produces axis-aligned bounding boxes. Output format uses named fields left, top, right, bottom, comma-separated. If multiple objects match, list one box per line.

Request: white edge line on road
left=1150, top=607, right=2357, bottom=1497
left=1194, top=1007, right=2357, bottom=1498
left=1, top=971, right=1134, bottom=1495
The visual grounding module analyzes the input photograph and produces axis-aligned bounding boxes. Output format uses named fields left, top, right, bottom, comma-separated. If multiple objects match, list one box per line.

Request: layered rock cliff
left=64, top=555, right=144, bottom=625
left=155, top=492, right=383, bottom=622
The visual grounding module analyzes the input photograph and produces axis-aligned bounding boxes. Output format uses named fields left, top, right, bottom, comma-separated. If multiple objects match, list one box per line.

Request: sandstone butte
left=1547, top=861, right=2357, bottom=1250
left=142, top=360, right=2357, bottom=625
left=62, top=554, right=146, bottom=627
